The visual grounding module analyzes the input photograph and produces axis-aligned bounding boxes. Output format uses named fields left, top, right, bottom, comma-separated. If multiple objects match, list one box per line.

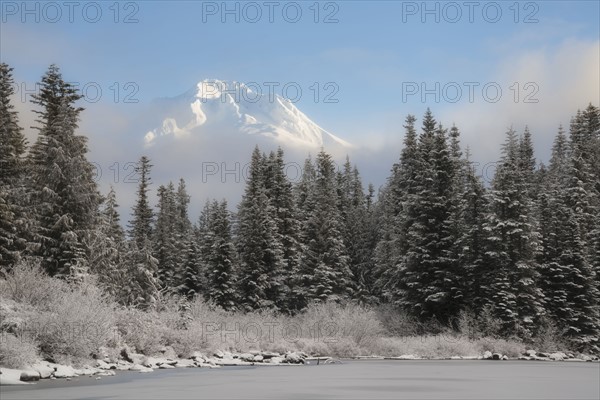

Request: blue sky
left=1, top=0, right=599, bottom=215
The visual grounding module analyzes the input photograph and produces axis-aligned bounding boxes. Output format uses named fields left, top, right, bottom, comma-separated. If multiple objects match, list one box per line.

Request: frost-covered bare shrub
left=295, top=338, right=330, bottom=356
left=456, top=307, right=503, bottom=340
left=0, top=333, right=39, bottom=368
left=531, top=316, right=570, bottom=353
left=300, top=302, right=384, bottom=348
left=29, top=282, right=116, bottom=364
left=478, top=337, right=526, bottom=357
left=0, top=260, right=68, bottom=310
left=0, top=298, right=38, bottom=336
left=325, top=337, right=361, bottom=357
left=375, top=304, right=422, bottom=336
left=188, top=297, right=228, bottom=322
left=116, top=308, right=168, bottom=356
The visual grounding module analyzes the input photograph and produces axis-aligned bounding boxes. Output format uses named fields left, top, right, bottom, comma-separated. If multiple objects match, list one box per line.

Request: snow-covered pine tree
left=300, top=149, right=353, bottom=303
left=180, top=230, right=201, bottom=299
left=237, top=147, right=285, bottom=311
left=153, top=182, right=179, bottom=289
left=121, top=239, right=160, bottom=310
left=263, top=148, right=301, bottom=312
left=125, top=156, right=159, bottom=309
left=128, top=156, right=154, bottom=247
left=0, top=63, right=26, bottom=188
left=86, top=186, right=128, bottom=300
left=455, top=147, right=489, bottom=312
left=374, top=114, right=420, bottom=302
left=0, top=63, right=28, bottom=271
left=195, top=200, right=213, bottom=297
left=551, top=150, right=599, bottom=348
left=173, top=178, right=192, bottom=292
left=569, top=105, right=600, bottom=290
left=482, top=128, right=544, bottom=337
left=289, top=156, right=317, bottom=311
left=519, top=127, right=537, bottom=198
left=204, top=200, right=238, bottom=310
left=28, top=65, right=101, bottom=280
left=336, top=157, right=377, bottom=303
left=400, top=111, right=462, bottom=323
left=352, top=179, right=379, bottom=304
left=537, top=127, right=569, bottom=321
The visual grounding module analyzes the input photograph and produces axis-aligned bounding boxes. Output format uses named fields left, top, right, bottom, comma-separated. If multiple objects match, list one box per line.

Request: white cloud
left=437, top=38, right=599, bottom=169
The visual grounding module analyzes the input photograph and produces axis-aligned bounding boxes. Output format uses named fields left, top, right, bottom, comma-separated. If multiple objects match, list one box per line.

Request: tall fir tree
left=86, top=187, right=127, bottom=300
left=28, top=65, right=101, bottom=280
left=263, top=148, right=301, bottom=312
left=204, top=200, right=238, bottom=310
left=375, top=114, right=420, bottom=302
left=398, top=111, right=462, bottom=322
left=125, top=156, right=159, bottom=309
left=299, top=150, right=353, bottom=303
left=172, top=178, right=192, bottom=294
left=128, top=156, right=154, bottom=247
left=153, top=182, right=179, bottom=288
left=237, top=147, right=285, bottom=311
left=0, top=63, right=28, bottom=271
left=455, top=148, right=489, bottom=311
left=337, top=157, right=377, bottom=302
left=482, top=128, right=544, bottom=336
left=289, top=156, right=317, bottom=310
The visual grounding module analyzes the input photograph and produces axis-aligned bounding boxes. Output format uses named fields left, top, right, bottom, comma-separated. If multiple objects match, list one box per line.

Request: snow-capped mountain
left=144, top=79, right=352, bottom=149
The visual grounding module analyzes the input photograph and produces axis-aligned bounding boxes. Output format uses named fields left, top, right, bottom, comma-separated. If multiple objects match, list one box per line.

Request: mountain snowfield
left=144, top=79, right=353, bottom=149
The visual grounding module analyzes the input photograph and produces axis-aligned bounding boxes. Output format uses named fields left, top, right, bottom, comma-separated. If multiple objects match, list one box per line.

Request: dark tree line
left=1, top=64, right=599, bottom=350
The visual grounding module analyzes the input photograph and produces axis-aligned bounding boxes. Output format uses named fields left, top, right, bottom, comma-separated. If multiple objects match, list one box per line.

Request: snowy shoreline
left=2, top=349, right=598, bottom=386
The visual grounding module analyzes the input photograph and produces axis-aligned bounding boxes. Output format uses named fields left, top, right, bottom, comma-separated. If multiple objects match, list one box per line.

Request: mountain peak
left=144, top=79, right=352, bottom=149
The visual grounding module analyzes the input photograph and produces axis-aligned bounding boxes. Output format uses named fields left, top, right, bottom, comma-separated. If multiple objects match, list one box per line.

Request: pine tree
left=300, top=150, right=353, bottom=303
left=352, top=181, right=379, bottom=303
left=289, top=156, right=317, bottom=310
left=263, top=148, right=301, bottom=312
left=482, top=128, right=544, bottom=336
left=121, top=240, right=160, bottom=310
left=519, top=127, right=537, bottom=197
left=237, top=147, right=285, bottom=311
left=569, top=105, right=600, bottom=292
left=28, top=65, right=101, bottom=280
left=375, top=114, right=420, bottom=302
left=536, top=120, right=600, bottom=348
left=455, top=148, right=488, bottom=311
left=195, top=201, right=213, bottom=298
left=553, top=154, right=599, bottom=346
left=86, top=187, right=127, bottom=300
left=125, top=156, right=159, bottom=309
left=172, top=179, right=192, bottom=294
left=0, top=63, right=27, bottom=271
left=337, top=157, right=377, bottom=303
left=398, top=112, right=462, bottom=323
left=204, top=200, right=237, bottom=310
left=153, top=182, right=178, bottom=288
left=0, top=63, right=26, bottom=187
left=181, top=227, right=202, bottom=299
left=128, top=157, right=154, bottom=248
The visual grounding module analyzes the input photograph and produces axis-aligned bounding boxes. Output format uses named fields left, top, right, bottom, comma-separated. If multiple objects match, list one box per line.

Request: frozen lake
left=2, top=360, right=599, bottom=399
